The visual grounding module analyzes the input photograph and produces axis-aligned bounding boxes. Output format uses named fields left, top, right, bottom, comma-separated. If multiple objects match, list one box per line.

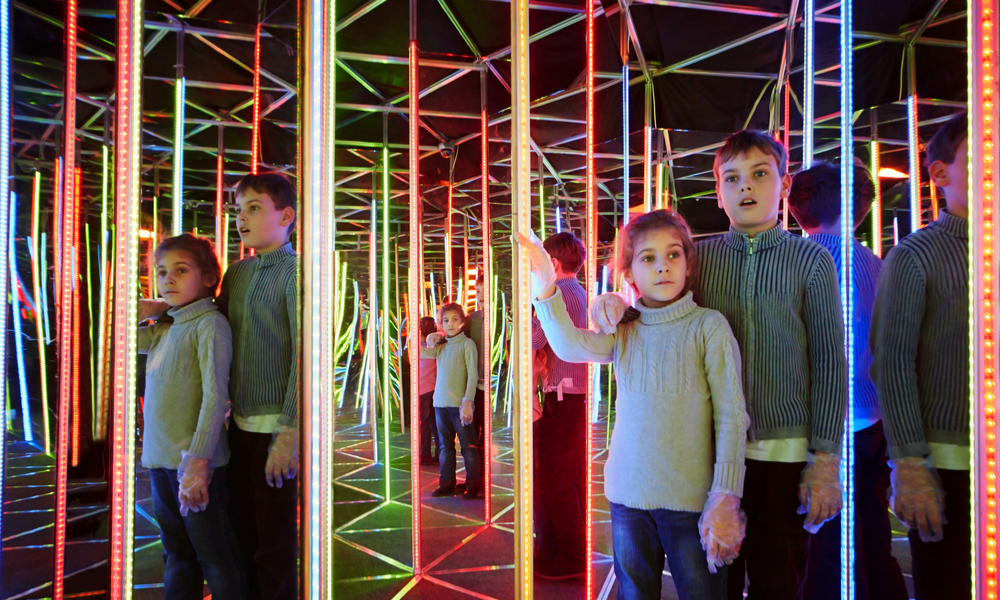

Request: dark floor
left=1, top=405, right=918, bottom=600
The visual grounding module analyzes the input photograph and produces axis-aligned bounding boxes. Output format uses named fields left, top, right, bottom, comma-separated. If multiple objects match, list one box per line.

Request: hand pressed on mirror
left=265, top=425, right=299, bottom=488
left=512, top=231, right=557, bottom=300
left=137, top=298, right=170, bottom=323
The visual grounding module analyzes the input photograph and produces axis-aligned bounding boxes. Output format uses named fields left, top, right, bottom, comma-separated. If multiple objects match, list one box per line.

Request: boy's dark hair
left=235, top=172, right=298, bottom=230
left=788, top=162, right=876, bottom=229
left=543, top=232, right=586, bottom=275
left=714, top=130, right=789, bottom=180
left=926, top=111, right=968, bottom=166
left=155, top=233, right=222, bottom=296
left=419, top=316, right=438, bottom=338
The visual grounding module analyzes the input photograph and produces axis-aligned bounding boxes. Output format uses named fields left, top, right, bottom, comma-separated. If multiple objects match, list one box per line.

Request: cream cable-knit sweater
left=534, top=289, right=749, bottom=511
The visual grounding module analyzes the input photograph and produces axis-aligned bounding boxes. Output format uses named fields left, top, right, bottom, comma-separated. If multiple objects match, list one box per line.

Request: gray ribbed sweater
left=694, top=223, right=848, bottom=456
left=420, top=332, right=479, bottom=408
left=535, top=289, right=748, bottom=511
left=138, top=297, right=232, bottom=469
left=870, top=209, right=969, bottom=458
left=217, top=243, right=299, bottom=427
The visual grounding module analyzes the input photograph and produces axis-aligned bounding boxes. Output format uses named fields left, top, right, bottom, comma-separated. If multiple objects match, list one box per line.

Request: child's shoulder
left=196, top=307, right=233, bottom=336
left=689, top=305, right=733, bottom=334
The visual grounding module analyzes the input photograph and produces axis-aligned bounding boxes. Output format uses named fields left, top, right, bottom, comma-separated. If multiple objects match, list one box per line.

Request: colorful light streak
left=0, top=0, right=8, bottom=563
left=512, top=0, right=533, bottom=593
left=71, top=167, right=81, bottom=467
left=252, top=22, right=262, bottom=175
left=54, top=0, right=78, bottom=592
left=803, top=0, right=815, bottom=168
left=446, top=184, right=453, bottom=299
left=482, top=74, right=493, bottom=521
left=908, top=95, right=922, bottom=232
left=216, top=153, right=224, bottom=263
left=382, top=147, right=391, bottom=502
left=409, top=30, right=423, bottom=573
left=930, top=178, right=940, bottom=222
left=110, top=0, right=143, bottom=595
left=784, top=81, right=791, bottom=229
left=839, top=1, right=855, bottom=595
left=971, top=3, right=997, bottom=596
left=871, top=141, right=883, bottom=258
left=623, top=66, right=630, bottom=226
left=9, top=193, right=29, bottom=442
left=172, top=75, right=185, bottom=235
left=30, top=170, right=50, bottom=451
left=585, top=0, right=596, bottom=595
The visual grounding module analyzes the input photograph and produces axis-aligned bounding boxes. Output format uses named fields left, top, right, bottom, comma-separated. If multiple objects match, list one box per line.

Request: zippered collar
left=253, top=242, right=296, bottom=267
left=723, top=221, right=788, bottom=254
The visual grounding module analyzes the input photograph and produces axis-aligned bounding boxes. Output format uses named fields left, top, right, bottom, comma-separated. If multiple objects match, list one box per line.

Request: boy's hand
left=177, top=451, right=212, bottom=517
left=426, top=332, right=445, bottom=347
left=512, top=231, right=557, bottom=300
left=797, top=451, right=843, bottom=533
left=265, top=425, right=299, bottom=488
left=698, top=492, right=746, bottom=573
left=589, top=293, right=628, bottom=335
left=138, top=298, right=170, bottom=323
left=888, top=457, right=946, bottom=542
left=460, top=399, right=475, bottom=426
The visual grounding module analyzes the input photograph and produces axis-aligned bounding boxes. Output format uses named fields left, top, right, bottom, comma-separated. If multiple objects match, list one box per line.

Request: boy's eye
left=754, top=170, right=768, bottom=177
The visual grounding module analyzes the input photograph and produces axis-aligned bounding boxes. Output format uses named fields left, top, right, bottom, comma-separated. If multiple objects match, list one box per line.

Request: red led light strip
left=252, top=22, right=262, bottom=175
left=409, top=38, right=423, bottom=574
left=783, top=81, right=790, bottom=230
left=446, top=184, right=453, bottom=299
left=930, top=178, right=940, bottom=223
left=482, top=98, right=492, bottom=521
left=54, top=0, right=78, bottom=592
left=585, top=0, right=595, bottom=595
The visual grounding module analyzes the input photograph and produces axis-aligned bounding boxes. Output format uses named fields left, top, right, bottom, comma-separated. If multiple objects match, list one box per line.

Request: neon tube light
left=511, top=0, right=533, bottom=592
left=30, top=170, right=50, bottom=451
left=216, top=153, right=224, bottom=263
left=585, top=0, right=596, bottom=595
left=72, top=167, right=81, bottom=467
left=870, top=141, right=882, bottom=258
left=643, top=123, right=652, bottom=212
left=538, top=154, right=545, bottom=238
left=252, top=22, right=262, bottom=175
left=838, top=1, right=855, bottom=596
left=409, top=32, right=423, bottom=573
left=623, top=65, right=629, bottom=225
left=803, top=0, right=815, bottom=168
left=110, top=0, right=143, bottom=595
left=55, top=0, right=78, bottom=592
left=446, top=184, right=453, bottom=299
left=784, top=81, right=791, bottom=229
left=482, top=76, right=493, bottom=520
left=9, top=193, right=29, bottom=442
left=908, top=95, right=921, bottom=233
left=0, top=0, right=10, bottom=565
left=172, top=75, right=185, bottom=235
left=95, top=145, right=108, bottom=441
left=382, top=147, right=390, bottom=502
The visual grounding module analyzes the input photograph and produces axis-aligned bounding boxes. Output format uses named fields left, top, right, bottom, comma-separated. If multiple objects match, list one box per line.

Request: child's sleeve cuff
left=711, top=462, right=746, bottom=498
left=532, top=288, right=566, bottom=323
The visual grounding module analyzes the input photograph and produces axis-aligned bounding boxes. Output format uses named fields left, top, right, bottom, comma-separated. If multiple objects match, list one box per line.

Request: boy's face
left=716, top=147, right=791, bottom=236
left=157, top=250, right=215, bottom=308
left=929, top=137, right=969, bottom=214
left=235, top=188, right=295, bottom=254
left=441, top=311, right=464, bottom=337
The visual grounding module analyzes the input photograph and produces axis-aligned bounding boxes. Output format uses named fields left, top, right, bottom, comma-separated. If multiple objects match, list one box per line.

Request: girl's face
left=623, top=228, right=689, bottom=308
left=157, top=250, right=215, bottom=308
left=440, top=311, right=465, bottom=337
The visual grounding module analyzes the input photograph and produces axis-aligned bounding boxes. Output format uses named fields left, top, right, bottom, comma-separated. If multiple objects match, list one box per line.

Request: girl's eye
left=725, top=176, right=737, bottom=183
left=642, top=256, right=653, bottom=262
left=669, top=252, right=680, bottom=259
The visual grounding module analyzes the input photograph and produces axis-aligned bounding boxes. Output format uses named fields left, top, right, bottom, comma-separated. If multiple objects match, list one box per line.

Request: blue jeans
left=151, top=467, right=246, bottom=600
left=610, top=502, right=727, bottom=600
left=435, top=406, right=481, bottom=492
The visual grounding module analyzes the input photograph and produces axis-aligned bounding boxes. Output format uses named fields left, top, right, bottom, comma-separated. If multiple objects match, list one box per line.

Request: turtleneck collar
left=167, top=296, right=218, bottom=324
left=445, top=331, right=468, bottom=342
left=253, top=242, right=296, bottom=266
left=931, top=208, right=968, bottom=240
left=723, top=221, right=788, bottom=254
left=635, top=291, right=697, bottom=325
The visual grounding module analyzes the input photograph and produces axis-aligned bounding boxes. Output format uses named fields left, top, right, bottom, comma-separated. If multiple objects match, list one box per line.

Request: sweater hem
left=605, top=494, right=705, bottom=513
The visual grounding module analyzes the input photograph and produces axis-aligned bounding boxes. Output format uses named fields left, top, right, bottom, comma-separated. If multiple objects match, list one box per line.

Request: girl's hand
left=426, top=332, right=445, bottom=347
left=698, top=492, right=746, bottom=573
left=589, top=293, right=628, bottom=335
left=177, top=451, right=212, bottom=516
left=460, top=399, right=475, bottom=426
left=138, top=298, right=170, bottom=323
left=513, top=231, right=557, bottom=300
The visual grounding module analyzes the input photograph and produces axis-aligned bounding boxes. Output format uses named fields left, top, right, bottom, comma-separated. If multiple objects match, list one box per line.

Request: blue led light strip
left=0, top=0, right=12, bottom=567
left=839, top=1, right=855, bottom=597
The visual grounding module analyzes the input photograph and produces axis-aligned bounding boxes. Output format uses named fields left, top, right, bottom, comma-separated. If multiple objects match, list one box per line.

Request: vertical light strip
left=382, top=147, right=390, bottom=502
left=31, top=171, right=50, bottom=451
left=971, top=2, right=997, bottom=596
left=623, top=65, right=630, bottom=225
left=0, top=0, right=9, bottom=564
left=95, top=146, right=107, bottom=441
left=511, top=0, right=533, bottom=593
left=643, top=92, right=652, bottom=212
left=585, top=0, right=596, bottom=595
left=803, top=0, right=815, bottom=168
left=216, top=153, right=224, bottom=262
left=870, top=141, right=882, bottom=257
left=783, top=81, right=791, bottom=229
left=54, top=0, right=78, bottom=593
left=172, top=73, right=185, bottom=234
left=409, top=14, right=423, bottom=570
left=446, top=184, right=453, bottom=299
left=908, top=96, right=921, bottom=233
left=110, top=0, right=142, bottom=596
left=71, top=168, right=81, bottom=466
left=481, top=68, right=493, bottom=521
left=930, top=177, right=940, bottom=223
left=839, top=1, right=855, bottom=597
left=9, top=193, right=29, bottom=441
left=252, top=22, right=262, bottom=175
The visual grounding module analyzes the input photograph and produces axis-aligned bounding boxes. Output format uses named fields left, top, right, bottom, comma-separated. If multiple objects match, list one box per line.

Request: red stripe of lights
left=585, top=0, right=595, bottom=596
left=482, top=96, right=492, bottom=522
left=408, top=38, right=423, bottom=575
left=252, top=23, right=262, bottom=175
left=71, top=167, right=81, bottom=467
